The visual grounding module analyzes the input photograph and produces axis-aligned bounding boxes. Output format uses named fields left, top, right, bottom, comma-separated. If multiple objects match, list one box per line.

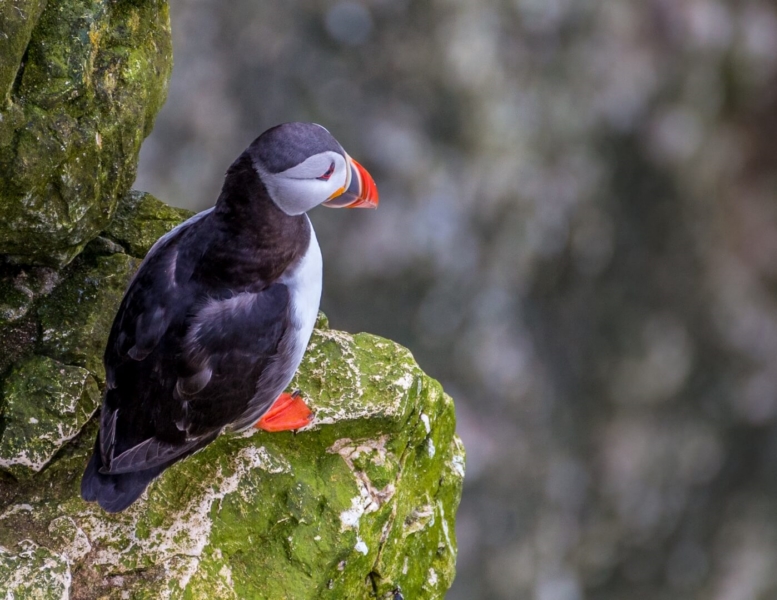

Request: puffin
left=81, top=122, right=379, bottom=513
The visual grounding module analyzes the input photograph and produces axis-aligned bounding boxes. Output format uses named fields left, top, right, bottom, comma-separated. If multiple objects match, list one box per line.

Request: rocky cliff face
left=0, top=0, right=171, bottom=266
left=0, top=229, right=463, bottom=597
left=0, top=2, right=464, bottom=597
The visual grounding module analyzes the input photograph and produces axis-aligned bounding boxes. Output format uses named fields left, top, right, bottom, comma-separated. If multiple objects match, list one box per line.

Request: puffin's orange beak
left=323, top=156, right=379, bottom=209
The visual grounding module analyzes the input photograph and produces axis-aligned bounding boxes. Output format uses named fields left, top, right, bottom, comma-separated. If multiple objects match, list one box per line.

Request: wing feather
left=173, top=284, right=291, bottom=436
left=101, top=435, right=205, bottom=475
left=99, top=408, right=118, bottom=467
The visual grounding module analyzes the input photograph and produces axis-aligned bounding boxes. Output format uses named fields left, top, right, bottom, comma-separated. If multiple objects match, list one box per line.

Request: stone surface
left=0, top=540, right=71, bottom=600
left=0, top=0, right=172, bottom=265
left=0, top=263, right=61, bottom=329
left=38, top=251, right=138, bottom=381
left=0, top=192, right=188, bottom=381
left=104, top=190, right=193, bottom=257
left=0, top=319, right=464, bottom=599
left=0, top=0, right=47, bottom=101
left=0, top=355, right=99, bottom=478
left=0, top=262, right=63, bottom=373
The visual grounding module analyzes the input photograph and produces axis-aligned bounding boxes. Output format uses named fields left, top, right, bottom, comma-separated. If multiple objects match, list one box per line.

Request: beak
left=323, top=155, right=379, bottom=209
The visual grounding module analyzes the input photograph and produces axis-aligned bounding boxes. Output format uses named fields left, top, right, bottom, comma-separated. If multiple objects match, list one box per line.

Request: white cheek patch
left=282, top=151, right=342, bottom=180
left=257, top=151, right=348, bottom=215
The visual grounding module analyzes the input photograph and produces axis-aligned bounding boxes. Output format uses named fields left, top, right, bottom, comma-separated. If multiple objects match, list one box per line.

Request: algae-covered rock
left=0, top=270, right=36, bottom=330
left=0, top=0, right=172, bottom=265
left=0, top=0, right=47, bottom=102
left=0, top=262, right=61, bottom=373
left=0, top=321, right=464, bottom=599
left=0, top=355, right=99, bottom=478
left=0, top=263, right=61, bottom=329
left=14, top=189, right=191, bottom=381
left=0, top=540, right=71, bottom=599
left=38, top=251, right=138, bottom=380
left=104, top=190, right=194, bottom=258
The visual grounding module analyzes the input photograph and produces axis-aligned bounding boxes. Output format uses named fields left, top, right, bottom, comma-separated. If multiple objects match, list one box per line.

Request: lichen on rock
left=0, top=0, right=172, bottom=265
left=0, top=540, right=71, bottom=599
left=0, top=318, right=464, bottom=599
left=0, top=355, right=99, bottom=478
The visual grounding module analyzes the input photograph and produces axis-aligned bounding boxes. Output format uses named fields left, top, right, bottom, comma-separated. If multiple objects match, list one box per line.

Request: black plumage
left=82, top=139, right=312, bottom=512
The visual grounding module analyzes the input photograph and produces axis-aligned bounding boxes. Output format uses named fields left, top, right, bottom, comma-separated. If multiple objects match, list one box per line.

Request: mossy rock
left=104, top=190, right=194, bottom=258
left=0, top=262, right=61, bottom=372
left=37, top=251, right=138, bottom=381
left=0, top=317, right=464, bottom=599
left=0, top=540, right=72, bottom=599
left=0, top=355, right=99, bottom=478
left=0, top=0, right=172, bottom=265
left=0, top=0, right=47, bottom=102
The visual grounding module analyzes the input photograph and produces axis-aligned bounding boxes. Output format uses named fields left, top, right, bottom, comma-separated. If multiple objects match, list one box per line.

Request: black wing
left=82, top=273, right=293, bottom=511
left=173, top=283, right=291, bottom=434
left=100, top=284, right=290, bottom=474
left=103, top=217, right=203, bottom=386
left=99, top=228, right=292, bottom=474
left=98, top=217, right=208, bottom=473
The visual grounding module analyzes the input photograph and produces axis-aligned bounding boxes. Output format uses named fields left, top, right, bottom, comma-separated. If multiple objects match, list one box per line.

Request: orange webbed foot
left=254, top=390, right=313, bottom=432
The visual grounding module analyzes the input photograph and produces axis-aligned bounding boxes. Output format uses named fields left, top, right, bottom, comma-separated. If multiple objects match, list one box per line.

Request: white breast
left=279, top=216, right=323, bottom=372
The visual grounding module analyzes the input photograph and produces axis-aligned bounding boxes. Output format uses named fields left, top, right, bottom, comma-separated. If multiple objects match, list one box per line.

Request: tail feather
left=81, top=433, right=219, bottom=513
left=81, top=438, right=164, bottom=513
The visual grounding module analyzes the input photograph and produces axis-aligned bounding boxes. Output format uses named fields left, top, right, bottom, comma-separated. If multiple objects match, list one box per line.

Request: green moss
left=105, top=190, right=194, bottom=258
left=0, top=326, right=464, bottom=599
left=0, top=0, right=47, bottom=101
left=0, top=355, right=99, bottom=478
left=0, top=0, right=172, bottom=265
left=38, top=251, right=138, bottom=380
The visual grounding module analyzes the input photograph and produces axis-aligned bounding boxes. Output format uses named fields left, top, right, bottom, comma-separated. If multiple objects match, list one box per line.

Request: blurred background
left=135, top=1, right=777, bottom=598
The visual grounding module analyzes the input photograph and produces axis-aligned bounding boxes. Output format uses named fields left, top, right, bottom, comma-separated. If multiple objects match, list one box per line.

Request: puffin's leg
left=255, top=390, right=313, bottom=432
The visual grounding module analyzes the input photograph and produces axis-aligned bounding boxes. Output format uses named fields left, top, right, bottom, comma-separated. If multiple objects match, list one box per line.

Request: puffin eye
left=317, top=162, right=335, bottom=181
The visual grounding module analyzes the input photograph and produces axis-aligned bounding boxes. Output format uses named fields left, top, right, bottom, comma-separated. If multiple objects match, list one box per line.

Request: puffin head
left=247, top=122, right=379, bottom=216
